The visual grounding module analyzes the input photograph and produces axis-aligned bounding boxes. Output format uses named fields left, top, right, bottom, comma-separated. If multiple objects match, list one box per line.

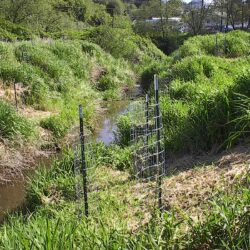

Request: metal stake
left=145, top=94, right=150, bottom=177
left=154, top=75, right=162, bottom=212
left=79, top=105, right=89, bottom=217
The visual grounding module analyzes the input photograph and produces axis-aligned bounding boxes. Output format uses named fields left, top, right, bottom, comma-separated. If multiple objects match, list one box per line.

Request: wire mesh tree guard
left=130, top=75, right=166, bottom=213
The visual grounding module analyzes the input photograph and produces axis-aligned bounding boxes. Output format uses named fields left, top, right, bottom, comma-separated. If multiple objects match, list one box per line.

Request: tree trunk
left=159, top=0, right=165, bottom=38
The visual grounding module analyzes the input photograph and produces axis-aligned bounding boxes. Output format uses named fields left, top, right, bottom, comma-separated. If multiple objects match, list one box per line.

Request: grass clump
left=26, top=150, right=75, bottom=210
left=0, top=100, right=35, bottom=140
left=0, top=18, right=34, bottom=41
left=40, top=110, right=76, bottom=138
left=227, top=93, right=250, bottom=147
left=184, top=182, right=250, bottom=249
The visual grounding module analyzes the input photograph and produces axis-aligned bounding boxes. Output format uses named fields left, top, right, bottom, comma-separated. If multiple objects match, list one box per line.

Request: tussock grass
left=139, top=32, right=250, bottom=154
left=175, top=30, right=250, bottom=59
left=0, top=100, right=35, bottom=140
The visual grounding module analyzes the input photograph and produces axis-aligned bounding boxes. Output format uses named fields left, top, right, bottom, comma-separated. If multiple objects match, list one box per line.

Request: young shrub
left=106, top=145, right=132, bottom=171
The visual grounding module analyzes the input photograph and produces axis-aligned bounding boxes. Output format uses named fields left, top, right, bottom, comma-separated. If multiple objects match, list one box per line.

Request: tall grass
left=0, top=39, right=136, bottom=106
left=0, top=100, right=35, bottom=140
left=227, top=93, right=250, bottom=147
left=160, top=51, right=250, bottom=153
left=0, top=39, right=137, bottom=138
left=175, top=30, right=250, bottom=59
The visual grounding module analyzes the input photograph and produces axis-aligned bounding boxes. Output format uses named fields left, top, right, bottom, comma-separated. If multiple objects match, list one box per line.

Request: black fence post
left=145, top=94, right=150, bottom=177
left=145, top=94, right=149, bottom=148
left=79, top=105, right=89, bottom=218
left=154, top=75, right=163, bottom=212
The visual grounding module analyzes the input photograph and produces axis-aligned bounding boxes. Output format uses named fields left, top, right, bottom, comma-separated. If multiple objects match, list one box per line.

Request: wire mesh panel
left=158, top=76, right=171, bottom=95
left=73, top=105, right=103, bottom=218
left=130, top=75, right=166, bottom=215
left=74, top=140, right=102, bottom=218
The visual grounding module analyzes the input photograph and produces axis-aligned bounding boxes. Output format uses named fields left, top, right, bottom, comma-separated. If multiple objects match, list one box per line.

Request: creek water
left=0, top=85, right=142, bottom=222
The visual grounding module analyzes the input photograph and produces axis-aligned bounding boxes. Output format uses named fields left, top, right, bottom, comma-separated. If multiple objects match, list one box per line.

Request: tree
left=213, top=0, right=250, bottom=30
left=0, top=0, right=111, bottom=32
left=183, top=0, right=211, bottom=35
left=0, top=0, right=53, bottom=24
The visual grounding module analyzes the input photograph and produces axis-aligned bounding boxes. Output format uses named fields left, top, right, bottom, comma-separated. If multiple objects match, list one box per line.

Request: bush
left=88, top=26, right=166, bottom=65
left=0, top=19, right=34, bottom=41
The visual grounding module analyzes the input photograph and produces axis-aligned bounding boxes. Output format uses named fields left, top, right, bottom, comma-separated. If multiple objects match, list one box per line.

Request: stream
left=0, top=85, right=142, bottom=222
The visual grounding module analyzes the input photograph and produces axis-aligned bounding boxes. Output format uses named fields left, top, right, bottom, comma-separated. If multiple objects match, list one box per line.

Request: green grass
left=0, top=100, right=35, bottom=140
left=0, top=150, right=249, bottom=249
left=0, top=18, right=34, bottom=41
left=126, top=31, right=250, bottom=154
left=0, top=23, right=250, bottom=250
left=227, top=93, right=250, bottom=147
left=174, top=30, right=250, bottom=59
left=0, top=39, right=137, bottom=139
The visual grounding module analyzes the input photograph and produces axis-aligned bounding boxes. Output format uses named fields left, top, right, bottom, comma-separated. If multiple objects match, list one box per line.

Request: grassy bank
left=0, top=146, right=249, bottom=249
left=0, top=23, right=250, bottom=249
left=163, top=31, right=250, bottom=153
left=117, top=30, right=250, bottom=154
left=0, top=38, right=138, bottom=144
left=0, top=37, right=139, bottom=183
